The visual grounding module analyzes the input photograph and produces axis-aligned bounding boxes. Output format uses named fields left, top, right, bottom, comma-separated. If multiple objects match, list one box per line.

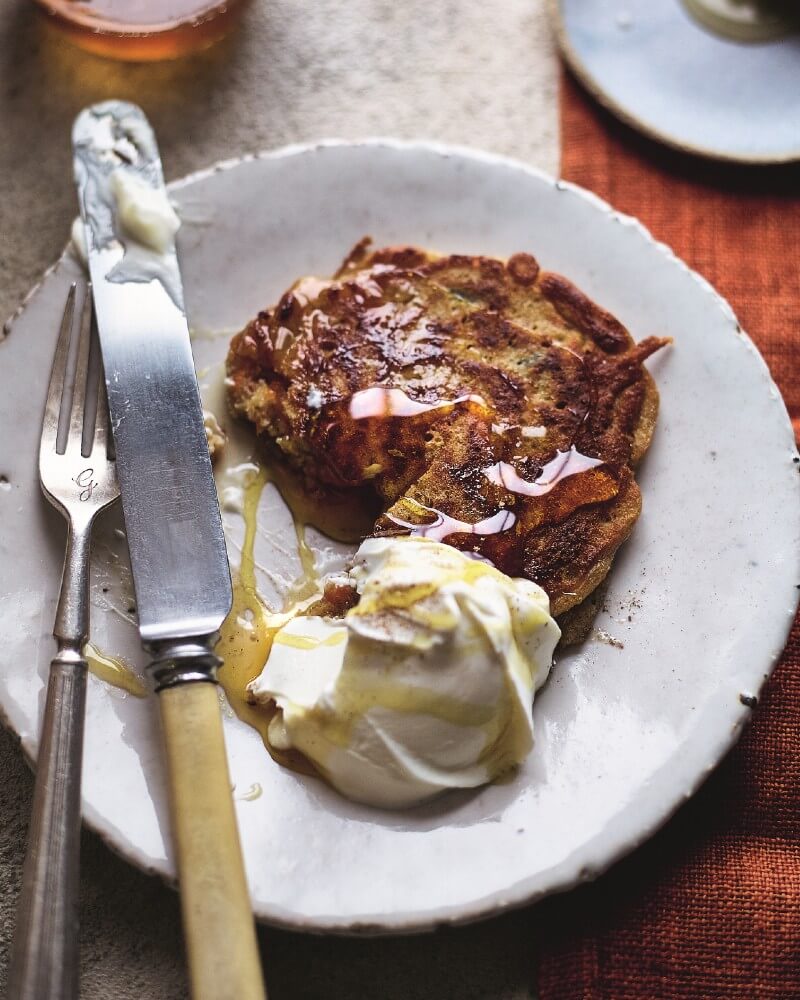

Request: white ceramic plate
left=1, top=141, right=797, bottom=932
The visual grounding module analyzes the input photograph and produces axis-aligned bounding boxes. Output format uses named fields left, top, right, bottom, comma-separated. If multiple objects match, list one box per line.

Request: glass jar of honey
left=32, top=0, right=248, bottom=61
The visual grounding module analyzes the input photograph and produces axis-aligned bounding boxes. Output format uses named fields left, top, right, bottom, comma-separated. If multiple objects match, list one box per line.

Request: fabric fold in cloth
left=536, top=70, right=800, bottom=1000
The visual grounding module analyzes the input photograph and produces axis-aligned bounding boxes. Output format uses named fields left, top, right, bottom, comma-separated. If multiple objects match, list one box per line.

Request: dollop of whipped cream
left=248, top=536, right=560, bottom=808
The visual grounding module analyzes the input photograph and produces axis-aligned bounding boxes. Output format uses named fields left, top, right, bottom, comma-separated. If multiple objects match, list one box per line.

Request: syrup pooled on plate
left=216, top=467, right=281, bottom=749
left=259, top=443, right=377, bottom=547
left=84, top=643, right=146, bottom=698
left=215, top=463, right=324, bottom=777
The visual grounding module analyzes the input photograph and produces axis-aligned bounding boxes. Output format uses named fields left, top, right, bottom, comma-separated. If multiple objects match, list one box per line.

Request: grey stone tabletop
left=0, top=2, right=558, bottom=996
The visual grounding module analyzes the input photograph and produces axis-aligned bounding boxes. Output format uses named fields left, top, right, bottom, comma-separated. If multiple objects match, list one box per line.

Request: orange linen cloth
left=537, top=72, right=800, bottom=1000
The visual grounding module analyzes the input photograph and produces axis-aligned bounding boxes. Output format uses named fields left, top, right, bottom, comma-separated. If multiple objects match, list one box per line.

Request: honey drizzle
left=217, top=467, right=279, bottom=747
left=84, top=642, right=147, bottom=698
left=349, top=385, right=488, bottom=420
left=289, top=520, right=321, bottom=603
left=386, top=501, right=516, bottom=543
left=84, top=449, right=351, bottom=761
left=274, top=629, right=347, bottom=650
left=216, top=466, right=317, bottom=775
left=483, top=446, right=604, bottom=497
left=264, top=450, right=375, bottom=545
left=236, top=782, right=263, bottom=802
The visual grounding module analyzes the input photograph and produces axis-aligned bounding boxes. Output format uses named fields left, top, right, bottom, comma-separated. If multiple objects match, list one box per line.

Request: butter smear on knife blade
left=109, top=170, right=180, bottom=253
left=248, top=536, right=560, bottom=808
left=71, top=168, right=180, bottom=263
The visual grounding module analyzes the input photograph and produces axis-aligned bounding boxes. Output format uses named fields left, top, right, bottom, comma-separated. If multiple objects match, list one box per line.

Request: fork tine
left=67, top=285, right=93, bottom=455
left=40, top=285, right=77, bottom=457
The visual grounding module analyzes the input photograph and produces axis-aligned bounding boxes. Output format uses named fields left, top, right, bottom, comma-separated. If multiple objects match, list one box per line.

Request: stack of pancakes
left=227, top=239, right=668, bottom=642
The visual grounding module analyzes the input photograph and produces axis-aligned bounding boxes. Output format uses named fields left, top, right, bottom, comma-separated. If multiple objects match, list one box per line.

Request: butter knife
left=72, top=101, right=266, bottom=1000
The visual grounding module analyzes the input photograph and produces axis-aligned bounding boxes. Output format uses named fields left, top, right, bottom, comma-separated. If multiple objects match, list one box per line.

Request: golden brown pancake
left=227, top=239, right=668, bottom=638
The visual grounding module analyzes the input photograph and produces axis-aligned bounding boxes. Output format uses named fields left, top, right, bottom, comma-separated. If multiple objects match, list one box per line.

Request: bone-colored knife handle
left=8, top=655, right=86, bottom=1000
left=159, top=681, right=266, bottom=1000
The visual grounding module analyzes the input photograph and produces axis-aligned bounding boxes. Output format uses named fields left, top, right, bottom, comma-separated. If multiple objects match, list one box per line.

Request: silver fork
left=8, top=284, right=119, bottom=1000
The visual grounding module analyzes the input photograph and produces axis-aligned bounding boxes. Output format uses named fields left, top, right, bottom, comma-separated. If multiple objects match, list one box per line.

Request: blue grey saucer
left=551, top=0, right=800, bottom=163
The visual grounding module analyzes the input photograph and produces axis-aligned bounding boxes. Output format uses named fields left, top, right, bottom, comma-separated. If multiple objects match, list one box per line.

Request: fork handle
left=8, top=651, right=87, bottom=1000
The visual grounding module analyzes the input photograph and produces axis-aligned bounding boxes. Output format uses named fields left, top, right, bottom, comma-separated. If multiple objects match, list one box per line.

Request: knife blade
left=73, top=101, right=266, bottom=1000
left=72, top=100, right=230, bottom=666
